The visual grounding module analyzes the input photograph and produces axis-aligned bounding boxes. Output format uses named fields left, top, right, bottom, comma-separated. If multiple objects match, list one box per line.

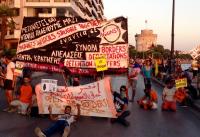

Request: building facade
left=135, top=29, right=157, bottom=52
left=0, top=0, right=104, bottom=49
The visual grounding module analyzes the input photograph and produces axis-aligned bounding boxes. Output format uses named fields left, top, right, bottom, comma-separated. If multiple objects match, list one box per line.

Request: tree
left=0, top=4, right=15, bottom=50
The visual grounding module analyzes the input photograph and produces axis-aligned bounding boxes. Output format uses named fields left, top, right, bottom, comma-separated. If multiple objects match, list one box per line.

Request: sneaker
left=34, top=127, right=46, bottom=137
left=62, top=127, right=70, bottom=137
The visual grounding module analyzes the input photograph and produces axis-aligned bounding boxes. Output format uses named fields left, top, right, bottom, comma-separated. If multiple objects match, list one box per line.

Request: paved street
left=0, top=74, right=200, bottom=137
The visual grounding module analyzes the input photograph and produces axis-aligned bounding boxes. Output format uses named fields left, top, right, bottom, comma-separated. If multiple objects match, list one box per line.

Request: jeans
left=144, top=78, right=151, bottom=87
left=43, top=120, right=69, bottom=137
left=116, top=111, right=130, bottom=125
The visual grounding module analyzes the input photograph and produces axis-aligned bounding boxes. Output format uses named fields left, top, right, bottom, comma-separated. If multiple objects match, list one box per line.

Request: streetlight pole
left=170, top=0, right=175, bottom=74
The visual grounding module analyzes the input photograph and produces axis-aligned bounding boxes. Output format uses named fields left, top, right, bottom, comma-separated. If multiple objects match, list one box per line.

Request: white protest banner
left=41, top=79, right=58, bottom=92
left=35, top=77, right=117, bottom=118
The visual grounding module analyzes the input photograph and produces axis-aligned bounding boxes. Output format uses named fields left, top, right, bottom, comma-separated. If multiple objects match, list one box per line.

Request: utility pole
left=170, top=0, right=175, bottom=74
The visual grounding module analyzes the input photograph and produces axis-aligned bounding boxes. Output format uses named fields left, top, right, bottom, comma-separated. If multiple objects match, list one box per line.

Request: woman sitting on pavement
left=162, top=78, right=177, bottom=112
left=137, top=84, right=158, bottom=110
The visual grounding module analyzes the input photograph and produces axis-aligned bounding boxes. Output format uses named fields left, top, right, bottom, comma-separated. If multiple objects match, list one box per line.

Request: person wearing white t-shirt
left=3, top=55, right=15, bottom=112
left=162, top=78, right=177, bottom=112
left=35, top=104, right=81, bottom=137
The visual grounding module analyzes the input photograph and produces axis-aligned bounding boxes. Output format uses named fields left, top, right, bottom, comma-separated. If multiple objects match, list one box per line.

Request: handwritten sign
left=35, top=77, right=117, bottom=118
left=94, top=55, right=108, bottom=72
left=41, top=79, right=58, bottom=92
left=175, top=78, right=187, bottom=89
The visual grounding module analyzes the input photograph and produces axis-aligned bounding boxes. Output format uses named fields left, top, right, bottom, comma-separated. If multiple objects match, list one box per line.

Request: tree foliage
left=0, top=4, right=15, bottom=49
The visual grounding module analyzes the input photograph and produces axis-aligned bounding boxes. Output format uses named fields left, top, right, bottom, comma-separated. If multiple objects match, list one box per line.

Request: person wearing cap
left=111, top=85, right=130, bottom=127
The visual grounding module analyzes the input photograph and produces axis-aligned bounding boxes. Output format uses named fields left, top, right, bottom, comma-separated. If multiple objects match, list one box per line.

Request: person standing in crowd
left=137, top=84, right=158, bottom=110
left=111, top=85, right=130, bottom=127
left=3, top=55, right=16, bottom=112
left=162, top=78, right=177, bottom=112
left=128, top=59, right=141, bottom=102
left=35, top=104, right=81, bottom=137
left=142, top=59, right=152, bottom=87
left=191, top=59, right=198, bottom=79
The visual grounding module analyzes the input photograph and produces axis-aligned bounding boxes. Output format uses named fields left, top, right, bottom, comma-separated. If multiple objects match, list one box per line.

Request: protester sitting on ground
left=111, top=85, right=130, bottom=127
left=137, top=84, right=158, bottom=110
left=162, top=78, right=177, bottom=112
left=3, top=54, right=16, bottom=112
left=175, top=87, right=193, bottom=107
left=9, top=76, right=33, bottom=114
left=128, top=60, right=141, bottom=102
left=35, top=104, right=81, bottom=137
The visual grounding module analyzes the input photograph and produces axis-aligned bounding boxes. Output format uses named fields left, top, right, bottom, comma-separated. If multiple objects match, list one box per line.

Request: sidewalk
left=152, top=77, right=200, bottom=111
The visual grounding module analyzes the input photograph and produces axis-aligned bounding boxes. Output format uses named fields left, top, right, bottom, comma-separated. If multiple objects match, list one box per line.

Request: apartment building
left=0, top=0, right=104, bottom=49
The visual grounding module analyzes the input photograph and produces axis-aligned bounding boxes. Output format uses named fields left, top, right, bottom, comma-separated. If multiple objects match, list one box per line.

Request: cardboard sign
left=94, top=55, right=108, bottom=72
left=35, top=77, right=117, bottom=118
left=175, top=78, right=187, bottom=89
left=41, top=79, right=58, bottom=92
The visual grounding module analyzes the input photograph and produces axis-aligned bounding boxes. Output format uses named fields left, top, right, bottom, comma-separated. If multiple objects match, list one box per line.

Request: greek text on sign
left=94, top=55, right=108, bottom=72
left=175, top=78, right=187, bottom=89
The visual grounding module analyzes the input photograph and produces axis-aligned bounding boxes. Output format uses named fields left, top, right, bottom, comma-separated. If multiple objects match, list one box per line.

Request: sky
left=103, top=0, right=200, bottom=51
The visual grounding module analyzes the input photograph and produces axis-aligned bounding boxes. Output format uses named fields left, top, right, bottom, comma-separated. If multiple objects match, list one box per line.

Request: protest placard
left=41, top=79, right=58, bottom=92
left=175, top=78, right=187, bottom=89
left=35, top=77, right=117, bottom=118
left=94, top=55, right=108, bottom=72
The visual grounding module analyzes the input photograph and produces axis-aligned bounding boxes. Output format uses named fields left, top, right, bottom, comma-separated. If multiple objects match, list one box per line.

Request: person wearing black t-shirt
left=112, top=85, right=130, bottom=127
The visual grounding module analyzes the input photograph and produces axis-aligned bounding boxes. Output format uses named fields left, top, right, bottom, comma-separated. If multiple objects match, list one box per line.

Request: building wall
left=135, top=29, right=157, bottom=52
left=1, top=0, right=105, bottom=49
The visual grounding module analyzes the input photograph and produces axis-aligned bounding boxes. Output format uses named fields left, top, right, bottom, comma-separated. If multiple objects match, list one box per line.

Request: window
left=12, top=8, right=20, bottom=16
left=35, top=8, right=52, bottom=16
left=56, top=8, right=66, bottom=17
